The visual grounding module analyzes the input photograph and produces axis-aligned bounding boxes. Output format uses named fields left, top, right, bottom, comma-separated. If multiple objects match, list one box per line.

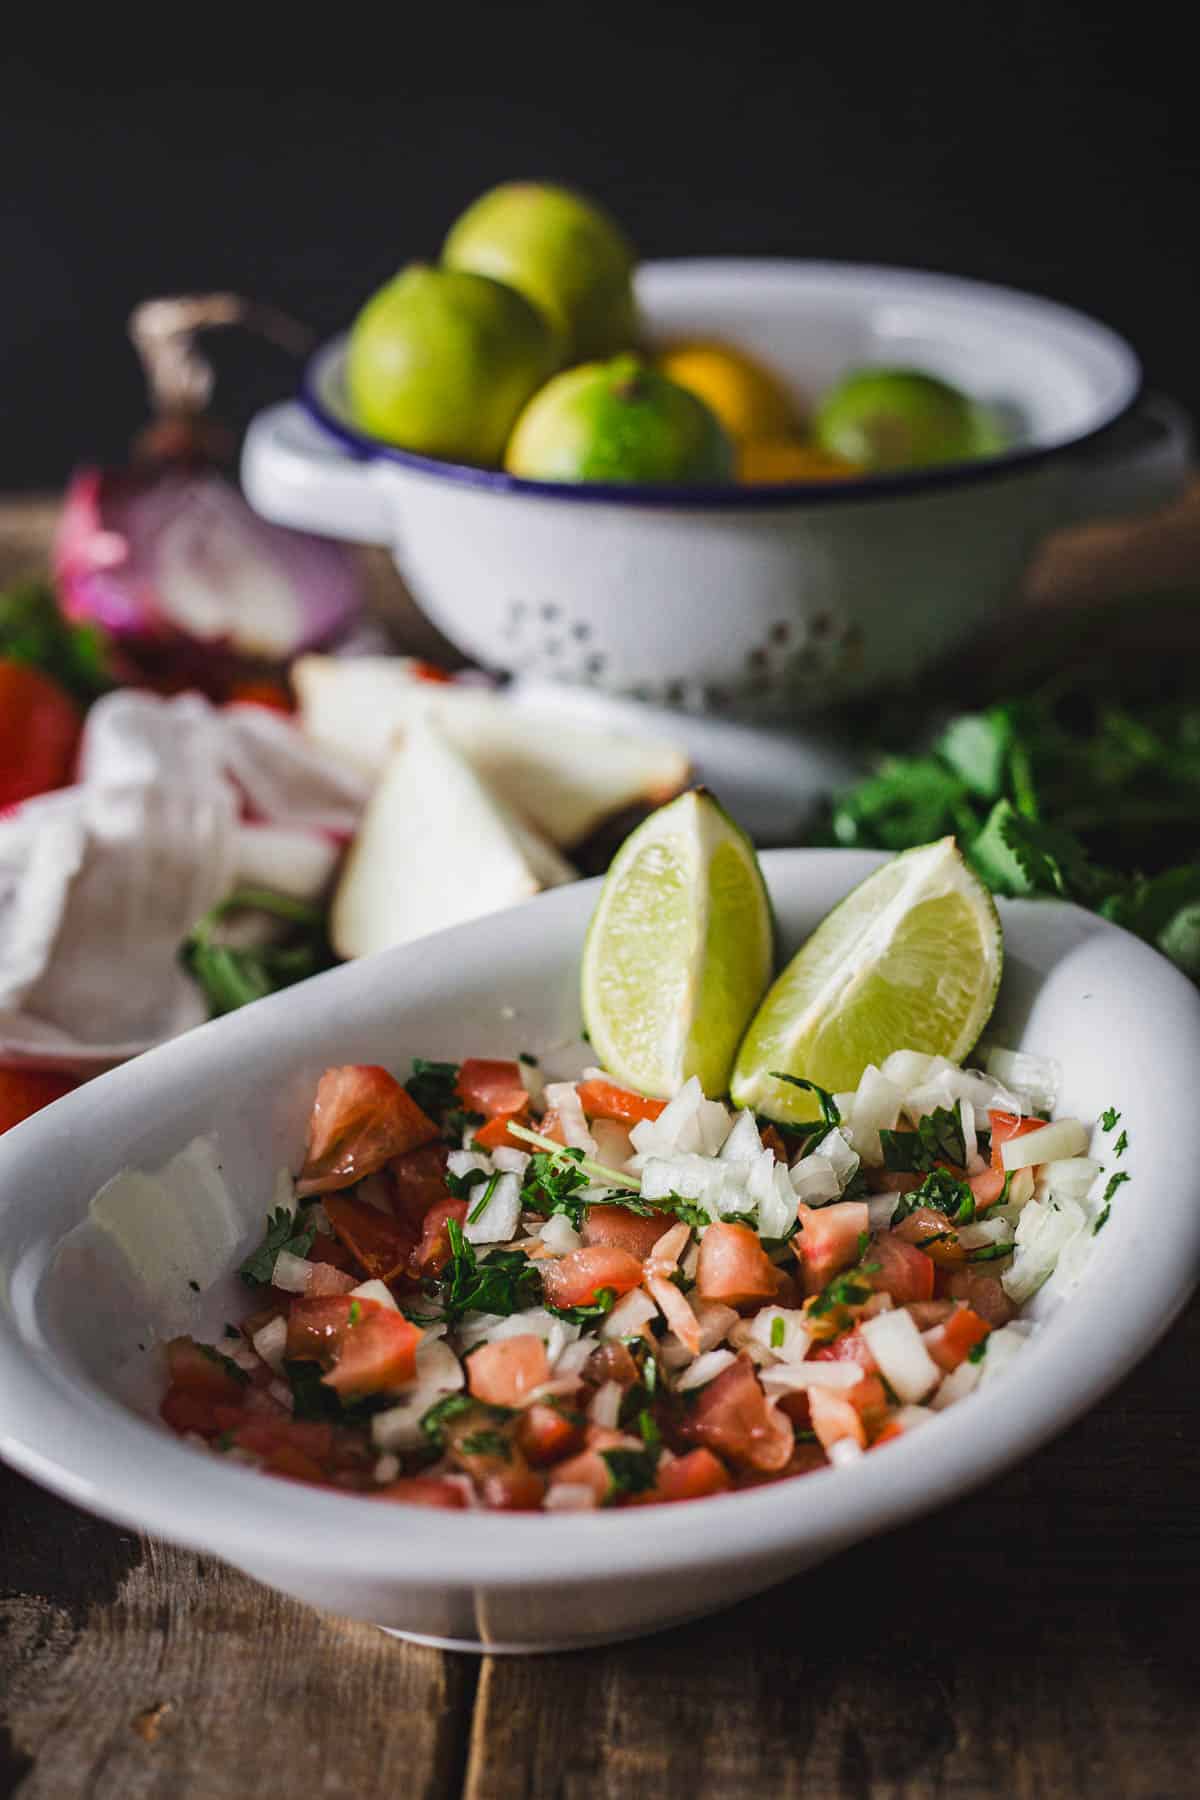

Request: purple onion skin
left=54, top=465, right=362, bottom=691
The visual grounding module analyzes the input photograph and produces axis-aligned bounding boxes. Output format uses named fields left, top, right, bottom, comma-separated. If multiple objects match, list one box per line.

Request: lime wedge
left=581, top=790, right=774, bottom=1099
left=731, top=838, right=1002, bottom=1124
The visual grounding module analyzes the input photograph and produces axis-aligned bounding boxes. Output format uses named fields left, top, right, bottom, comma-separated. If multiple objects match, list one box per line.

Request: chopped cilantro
left=197, top=1342, right=249, bottom=1385
left=238, top=1206, right=316, bottom=1287
left=223, top=1323, right=241, bottom=1340
left=467, top=1171, right=501, bottom=1225
left=637, top=1410, right=661, bottom=1450
left=770, top=1316, right=786, bottom=1349
left=1100, top=1106, right=1121, bottom=1133
left=419, top=1392, right=476, bottom=1447
left=518, top=1052, right=538, bottom=1066
left=769, top=1073, right=841, bottom=1153
left=967, top=1338, right=989, bottom=1364
left=519, top=1146, right=590, bottom=1227
left=879, top=1105, right=967, bottom=1175
left=600, top=1446, right=659, bottom=1502
left=445, top=1166, right=491, bottom=1200
left=890, top=1168, right=976, bottom=1229
left=347, top=1299, right=362, bottom=1326
left=809, top=1266, right=878, bottom=1318
left=187, top=1279, right=200, bottom=1293
left=548, top=1286, right=618, bottom=1325
left=1113, top=1130, right=1128, bottom=1158
left=965, top=1242, right=1015, bottom=1262
left=215, top=1430, right=236, bottom=1453
left=404, top=1057, right=483, bottom=1142
left=1093, top=1169, right=1131, bottom=1235
left=432, top=1221, right=542, bottom=1321
left=457, top=1430, right=512, bottom=1460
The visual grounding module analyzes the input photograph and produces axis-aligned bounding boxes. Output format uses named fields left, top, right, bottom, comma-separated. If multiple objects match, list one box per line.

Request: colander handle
left=240, top=402, right=393, bottom=546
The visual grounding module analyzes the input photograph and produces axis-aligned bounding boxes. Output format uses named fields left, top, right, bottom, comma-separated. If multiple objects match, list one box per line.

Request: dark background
left=2, top=4, right=1193, bottom=492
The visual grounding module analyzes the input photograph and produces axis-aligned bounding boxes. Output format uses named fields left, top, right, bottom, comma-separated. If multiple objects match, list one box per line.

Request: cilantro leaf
left=965, top=1241, right=1015, bottom=1262
left=548, top=1286, right=618, bottom=1325
left=519, top=1147, right=590, bottom=1227
left=1100, top=1106, right=1121, bottom=1133
left=457, top=1429, right=512, bottom=1460
left=419, top=1392, right=476, bottom=1448
left=967, top=1338, right=989, bottom=1364
left=432, top=1221, right=542, bottom=1321
left=600, top=1446, right=659, bottom=1502
left=889, top=1168, right=976, bottom=1229
left=770, top=1074, right=841, bottom=1124
left=879, top=1105, right=967, bottom=1175
left=404, top=1059, right=483, bottom=1143
left=808, top=1265, right=878, bottom=1318
left=197, top=1342, right=249, bottom=1386
left=238, top=1206, right=316, bottom=1287
left=1113, top=1130, right=1128, bottom=1158
left=1093, top=1169, right=1131, bottom=1235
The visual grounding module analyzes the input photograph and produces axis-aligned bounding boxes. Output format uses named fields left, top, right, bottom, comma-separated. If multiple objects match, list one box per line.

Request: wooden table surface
left=3, top=492, right=1200, bottom=1799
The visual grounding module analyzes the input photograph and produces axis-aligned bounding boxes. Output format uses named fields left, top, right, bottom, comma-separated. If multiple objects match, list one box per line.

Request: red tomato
left=546, top=1447, right=612, bottom=1505
left=807, top=1384, right=867, bottom=1453
left=648, top=1448, right=733, bottom=1504
left=306, top=1263, right=359, bottom=1297
left=323, top=1191, right=414, bottom=1283
left=681, top=1353, right=794, bottom=1473
left=225, top=1414, right=335, bottom=1462
left=305, top=1231, right=358, bottom=1271
left=324, top=1304, right=421, bottom=1399
left=865, top=1232, right=936, bottom=1304
left=479, top=1467, right=547, bottom=1511
left=388, top=1142, right=451, bottom=1228
left=695, top=1221, right=778, bottom=1305
left=467, top=1334, right=550, bottom=1407
left=517, top=1402, right=586, bottom=1467
left=809, top=1326, right=878, bottom=1372
left=456, top=1058, right=527, bottom=1118
left=968, top=1165, right=1008, bottom=1209
left=988, top=1109, right=1044, bottom=1172
left=472, top=1109, right=531, bottom=1152
left=582, top=1203, right=670, bottom=1260
left=0, top=659, right=82, bottom=807
left=165, top=1336, right=246, bottom=1403
left=161, top=1385, right=224, bottom=1436
left=582, top=1339, right=641, bottom=1388
left=926, top=1304, right=991, bottom=1372
left=942, top=1267, right=1017, bottom=1327
left=892, top=1207, right=966, bottom=1266
left=298, top=1065, right=439, bottom=1196
left=0, top=1068, right=79, bottom=1134
left=374, top=1476, right=469, bottom=1508
left=227, top=678, right=293, bottom=713
left=759, top=1124, right=789, bottom=1160
left=540, top=1246, right=644, bottom=1308
left=409, top=1197, right=468, bottom=1275
left=796, top=1200, right=870, bottom=1296
left=575, top=1078, right=667, bottom=1127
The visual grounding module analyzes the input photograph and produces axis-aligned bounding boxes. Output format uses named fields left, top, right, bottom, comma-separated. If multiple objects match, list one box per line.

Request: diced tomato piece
left=456, top=1058, right=528, bottom=1118
left=323, top=1191, right=414, bottom=1282
left=389, top=1141, right=451, bottom=1220
left=0, top=1067, right=79, bottom=1135
left=472, top=1109, right=531, bottom=1151
left=892, top=1207, right=965, bottom=1266
left=867, top=1169, right=923, bottom=1195
left=905, top=1299, right=956, bottom=1330
left=537, top=1107, right=568, bottom=1145
left=942, top=1267, right=1017, bottom=1327
left=286, top=1295, right=358, bottom=1362
left=306, top=1230, right=358, bottom=1271
left=165, top=1336, right=246, bottom=1404
left=467, top=1334, right=550, bottom=1407
left=760, top=1124, right=789, bottom=1160
left=808, top=1384, right=867, bottom=1454
left=227, top=1415, right=335, bottom=1462
left=649, top=1448, right=733, bottom=1504
left=809, top=1326, right=878, bottom=1372
left=583, top=1340, right=641, bottom=1388
left=160, top=1384, right=224, bottom=1436
left=324, top=1304, right=421, bottom=1399
left=864, top=1231, right=936, bottom=1304
left=540, top=1246, right=644, bottom=1309
left=479, top=1467, right=547, bottom=1511
left=926, top=1304, right=991, bottom=1373
left=695, top=1221, right=778, bottom=1306
left=0, top=659, right=82, bottom=807
left=681, top=1354, right=794, bottom=1473
left=263, top=1445, right=328, bottom=1483
left=575, top=1078, right=667, bottom=1127
left=307, top=1263, right=359, bottom=1297
left=546, top=1447, right=610, bottom=1504
left=988, top=1109, right=1044, bottom=1172
left=298, top=1065, right=439, bottom=1196
left=583, top=1203, right=672, bottom=1260
left=846, top=1373, right=889, bottom=1436
left=517, top=1402, right=586, bottom=1467
left=409, top=1197, right=468, bottom=1276
left=968, top=1165, right=1008, bottom=1209
left=796, top=1200, right=870, bottom=1296
left=374, top=1476, right=469, bottom=1508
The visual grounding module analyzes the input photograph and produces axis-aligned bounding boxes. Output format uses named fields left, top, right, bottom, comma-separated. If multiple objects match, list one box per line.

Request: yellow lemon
left=736, top=438, right=862, bottom=484
left=657, top=340, right=802, bottom=444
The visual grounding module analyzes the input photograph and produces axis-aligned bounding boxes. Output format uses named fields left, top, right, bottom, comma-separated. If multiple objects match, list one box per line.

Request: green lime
left=813, top=368, right=987, bottom=471
left=730, top=838, right=1002, bottom=1124
left=345, top=264, right=557, bottom=466
left=443, top=182, right=637, bottom=364
left=505, top=355, right=735, bottom=485
left=581, top=790, right=774, bottom=1099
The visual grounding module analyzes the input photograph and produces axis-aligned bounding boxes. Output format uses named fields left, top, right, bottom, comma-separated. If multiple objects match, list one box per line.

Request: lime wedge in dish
left=581, top=789, right=774, bottom=1100
left=731, top=837, right=1002, bottom=1124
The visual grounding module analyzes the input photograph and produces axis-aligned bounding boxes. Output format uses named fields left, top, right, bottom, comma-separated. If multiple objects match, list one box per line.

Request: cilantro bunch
left=817, top=692, right=1200, bottom=981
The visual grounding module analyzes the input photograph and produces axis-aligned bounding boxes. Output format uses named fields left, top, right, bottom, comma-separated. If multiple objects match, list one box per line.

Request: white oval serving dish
left=1, top=850, right=1198, bottom=1652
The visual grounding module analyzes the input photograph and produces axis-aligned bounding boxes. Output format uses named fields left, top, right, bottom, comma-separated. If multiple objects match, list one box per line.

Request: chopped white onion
left=880, top=1049, right=940, bottom=1089
left=370, top=1338, right=465, bottom=1450
left=462, top=1171, right=522, bottom=1244
left=720, top=1109, right=763, bottom=1165
left=544, top=1082, right=597, bottom=1155
left=828, top=1438, right=864, bottom=1466
left=518, top=1056, right=545, bottom=1107
left=866, top=1193, right=900, bottom=1232
left=977, top=1320, right=1034, bottom=1384
left=692, top=1299, right=739, bottom=1352
left=1039, top=1156, right=1102, bottom=1200
left=588, top=1380, right=623, bottom=1428
left=956, top=1217, right=1014, bottom=1251
left=373, top=1453, right=401, bottom=1484
left=268, top=1378, right=294, bottom=1411
left=491, top=1146, right=530, bottom=1177
left=1002, top=1197, right=1087, bottom=1303
left=888, top=1403, right=936, bottom=1433
left=747, top=1306, right=811, bottom=1363
left=747, top=1150, right=796, bottom=1239
left=252, top=1314, right=288, bottom=1373
left=759, top=1361, right=862, bottom=1392
left=860, top=1309, right=941, bottom=1403
left=846, top=1065, right=903, bottom=1165
left=1001, top=1117, right=1089, bottom=1171
left=930, top=1357, right=983, bottom=1409
left=959, top=1099, right=978, bottom=1169
left=630, top=1076, right=702, bottom=1156
left=675, top=1348, right=737, bottom=1392
left=982, top=1046, right=1061, bottom=1113
left=350, top=1278, right=399, bottom=1310
left=789, top=1155, right=842, bottom=1207
left=456, top=1305, right=579, bottom=1354
left=271, top=1249, right=315, bottom=1293
left=447, top=1148, right=491, bottom=1182
left=819, top=1128, right=860, bottom=1188
left=538, top=1212, right=582, bottom=1254
left=589, top=1118, right=635, bottom=1172
left=545, top=1482, right=598, bottom=1512
left=554, top=1336, right=599, bottom=1376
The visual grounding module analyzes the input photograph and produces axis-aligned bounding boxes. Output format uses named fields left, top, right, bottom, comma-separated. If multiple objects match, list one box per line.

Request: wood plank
left=0, top=1469, right=476, bottom=1799
left=464, top=1297, right=1200, bottom=1800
